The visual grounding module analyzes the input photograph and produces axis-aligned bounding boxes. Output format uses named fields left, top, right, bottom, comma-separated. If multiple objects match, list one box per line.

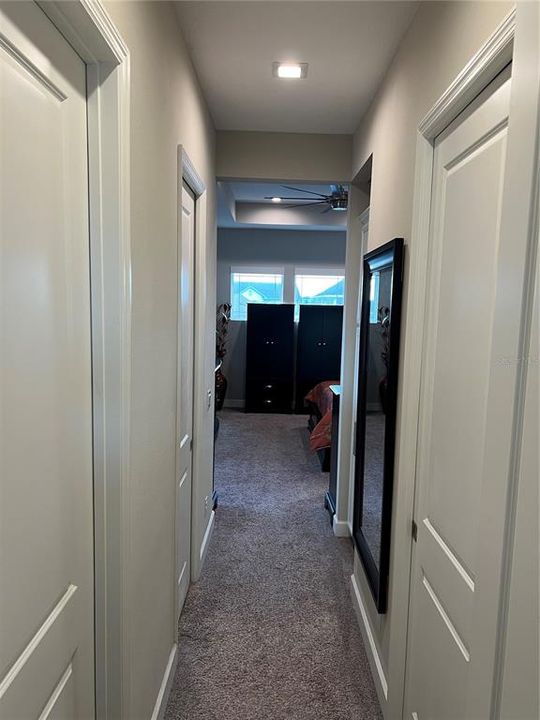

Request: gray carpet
left=164, top=411, right=382, bottom=720
left=361, top=412, right=386, bottom=567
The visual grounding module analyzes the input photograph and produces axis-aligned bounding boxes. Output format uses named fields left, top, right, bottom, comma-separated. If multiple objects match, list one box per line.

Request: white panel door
left=176, top=182, right=195, bottom=618
left=0, top=3, right=94, bottom=719
left=404, top=68, right=524, bottom=719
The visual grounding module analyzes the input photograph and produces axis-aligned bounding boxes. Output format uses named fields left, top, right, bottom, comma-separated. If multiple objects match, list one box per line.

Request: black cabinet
left=296, top=305, right=343, bottom=411
left=245, top=303, right=295, bottom=413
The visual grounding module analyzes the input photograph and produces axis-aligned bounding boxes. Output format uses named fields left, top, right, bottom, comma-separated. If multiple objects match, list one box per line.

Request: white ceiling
left=218, top=180, right=348, bottom=231
left=175, top=1, right=419, bottom=134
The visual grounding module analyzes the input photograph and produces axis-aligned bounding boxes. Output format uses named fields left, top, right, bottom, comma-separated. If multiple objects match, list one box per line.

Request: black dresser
left=296, top=305, right=344, bottom=411
left=245, top=303, right=295, bottom=412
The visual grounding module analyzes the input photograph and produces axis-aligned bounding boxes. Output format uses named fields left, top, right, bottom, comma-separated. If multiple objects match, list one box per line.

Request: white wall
left=217, top=227, right=346, bottom=405
left=103, top=2, right=216, bottom=718
left=346, top=2, right=514, bottom=717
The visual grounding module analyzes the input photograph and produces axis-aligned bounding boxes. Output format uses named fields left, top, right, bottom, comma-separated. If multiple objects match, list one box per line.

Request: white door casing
left=176, top=182, right=196, bottom=619
left=0, top=3, right=94, bottom=718
left=347, top=208, right=370, bottom=533
left=404, top=67, right=529, bottom=719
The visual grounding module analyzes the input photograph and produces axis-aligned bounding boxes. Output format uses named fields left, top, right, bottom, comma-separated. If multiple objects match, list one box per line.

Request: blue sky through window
left=294, top=273, right=344, bottom=320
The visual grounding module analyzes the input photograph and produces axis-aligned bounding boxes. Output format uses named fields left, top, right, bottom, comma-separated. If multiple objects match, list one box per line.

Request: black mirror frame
left=353, top=238, right=404, bottom=614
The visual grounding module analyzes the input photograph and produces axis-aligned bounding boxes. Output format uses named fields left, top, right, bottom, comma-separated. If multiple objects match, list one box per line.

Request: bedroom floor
left=164, top=410, right=382, bottom=720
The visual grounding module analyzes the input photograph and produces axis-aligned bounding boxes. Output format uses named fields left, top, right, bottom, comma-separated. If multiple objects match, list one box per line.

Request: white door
left=404, top=67, right=526, bottom=719
left=0, top=3, right=94, bottom=719
left=176, top=182, right=195, bottom=618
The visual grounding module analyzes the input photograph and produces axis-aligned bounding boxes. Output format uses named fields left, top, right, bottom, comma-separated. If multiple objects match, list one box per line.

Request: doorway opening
left=215, top=179, right=348, bottom=477
left=165, top=178, right=382, bottom=719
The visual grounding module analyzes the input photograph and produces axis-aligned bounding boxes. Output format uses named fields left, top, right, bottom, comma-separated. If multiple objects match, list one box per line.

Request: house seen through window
left=230, top=269, right=284, bottom=320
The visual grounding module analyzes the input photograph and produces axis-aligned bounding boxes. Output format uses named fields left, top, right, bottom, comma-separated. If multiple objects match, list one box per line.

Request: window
left=294, top=268, right=345, bottom=320
left=369, top=271, right=380, bottom=323
left=230, top=267, right=284, bottom=321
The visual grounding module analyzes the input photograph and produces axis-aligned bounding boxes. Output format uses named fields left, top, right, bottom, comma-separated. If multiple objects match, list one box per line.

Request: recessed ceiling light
left=271, top=197, right=282, bottom=203
left=272, top=62, right=308, bottom=80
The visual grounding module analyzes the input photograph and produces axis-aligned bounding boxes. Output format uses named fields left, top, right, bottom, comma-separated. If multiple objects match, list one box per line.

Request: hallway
left=165, top=411, right=381, bottom=720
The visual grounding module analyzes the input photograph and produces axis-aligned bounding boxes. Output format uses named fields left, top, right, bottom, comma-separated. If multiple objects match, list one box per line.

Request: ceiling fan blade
left=264, top=196, right=325, bottom=201
left=321, top=205, right=333, bottom=214
left=281, top=185, right=329, bottom=198
left=283, top=201, right=326, bottom=209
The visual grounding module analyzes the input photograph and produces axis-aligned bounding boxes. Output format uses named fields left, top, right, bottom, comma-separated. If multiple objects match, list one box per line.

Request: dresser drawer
left=245, top=379, right=292, bottom=412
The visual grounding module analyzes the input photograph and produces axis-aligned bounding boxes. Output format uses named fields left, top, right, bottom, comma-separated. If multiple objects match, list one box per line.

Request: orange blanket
left=305, top=380, right=339, bottom=451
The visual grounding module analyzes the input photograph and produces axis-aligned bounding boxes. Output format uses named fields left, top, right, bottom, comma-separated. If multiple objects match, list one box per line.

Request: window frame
left=227, top=264, right=346, bottom=321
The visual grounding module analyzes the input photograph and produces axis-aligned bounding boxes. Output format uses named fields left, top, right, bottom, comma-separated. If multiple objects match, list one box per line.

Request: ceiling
left=227, top=182, right=333, bottom=203
left=218, top=181, right=348, bottom=231
left=175, top=1, right=419, bottom=134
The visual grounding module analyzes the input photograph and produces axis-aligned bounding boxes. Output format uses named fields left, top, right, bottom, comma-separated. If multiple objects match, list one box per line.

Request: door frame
left=36, top=3, right=131, bottom=719
left=174, top=175, right=196, bottom=626
left=397, top=3, right=540, bottom=718
left=176, top=147, right=214, bottom=589
left=345, top=205, right=370, bottom=535
left=333, top=180, right=371, bottom=537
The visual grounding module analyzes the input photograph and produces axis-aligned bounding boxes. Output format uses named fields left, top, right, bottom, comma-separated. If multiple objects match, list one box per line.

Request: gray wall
left=217, top=227, right=346, bottom=405
left=217, top=130, right=352, bottom=183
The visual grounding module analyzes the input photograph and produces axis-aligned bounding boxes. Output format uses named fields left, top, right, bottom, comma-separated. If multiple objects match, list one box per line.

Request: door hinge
left=412, top=519, right=418, bottom=542
left=352, top=421, right=357, bottom=456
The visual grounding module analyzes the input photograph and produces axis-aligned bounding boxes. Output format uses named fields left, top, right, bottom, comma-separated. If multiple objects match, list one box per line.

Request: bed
left=305, top=380, right=340, bottom=471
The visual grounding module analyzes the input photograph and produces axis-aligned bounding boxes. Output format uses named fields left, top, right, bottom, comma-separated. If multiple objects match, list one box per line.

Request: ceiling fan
left=264, top=184, right=348, bottom=213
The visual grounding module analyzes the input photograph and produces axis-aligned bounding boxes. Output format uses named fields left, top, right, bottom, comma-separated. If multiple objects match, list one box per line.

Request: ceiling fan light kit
left=264, top=184, right=349, bottom=213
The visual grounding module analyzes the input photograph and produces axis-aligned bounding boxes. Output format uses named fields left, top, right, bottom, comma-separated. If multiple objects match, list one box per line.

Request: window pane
left=369, top=272, right=380, bottom=323
left=294, top=273, right=345, bottom=320
left=230, top=272, right=284, bottom=320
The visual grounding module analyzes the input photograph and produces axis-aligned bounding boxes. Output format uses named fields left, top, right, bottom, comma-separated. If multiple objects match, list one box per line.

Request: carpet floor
left=164, top=411, right=382, bottom=720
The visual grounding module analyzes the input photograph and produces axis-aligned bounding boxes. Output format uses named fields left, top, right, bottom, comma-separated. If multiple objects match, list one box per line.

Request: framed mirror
left=353, top=238, right=404, bottom=613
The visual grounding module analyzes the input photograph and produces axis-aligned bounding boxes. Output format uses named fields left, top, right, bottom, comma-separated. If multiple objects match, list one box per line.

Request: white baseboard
left=199, top=510, right=215, bottom=567
left=350, top=573, right=388, bottom=710
left=332, top=517, right=351, bottom=537
left=150, top=644, right=178, bottom=720
left=223, top=399, right=244, bottom=409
